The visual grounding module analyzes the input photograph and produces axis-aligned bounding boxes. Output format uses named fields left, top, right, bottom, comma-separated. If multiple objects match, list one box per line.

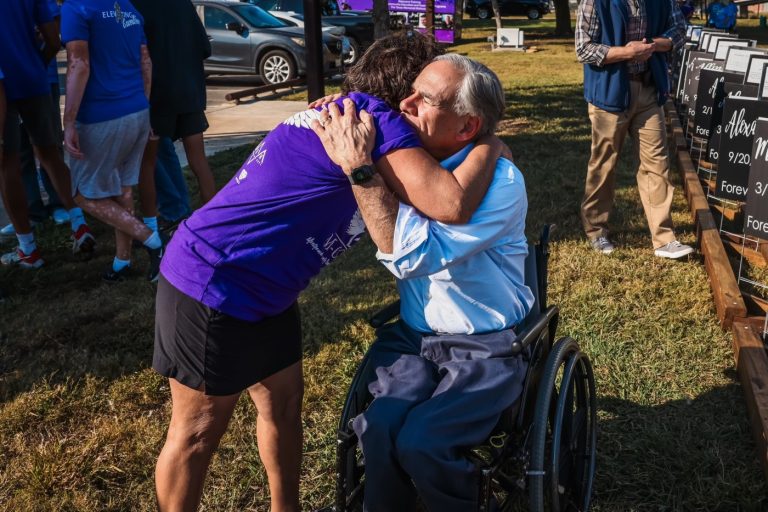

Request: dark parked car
left=465, top=0, right=551, bottom=20
left=193, top=0, right=344, bottom=84
left=249, top=0, right=374, bottom=64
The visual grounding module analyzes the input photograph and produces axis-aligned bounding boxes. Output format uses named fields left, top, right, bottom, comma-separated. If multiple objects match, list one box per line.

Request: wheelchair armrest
left=368, top=300, right=401, bottom=328
left=510, top=305, right=559, bottom=355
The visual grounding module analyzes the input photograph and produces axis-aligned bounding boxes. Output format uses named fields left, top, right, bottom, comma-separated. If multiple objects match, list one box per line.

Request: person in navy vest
left=576, top=0, right=694, bottom=259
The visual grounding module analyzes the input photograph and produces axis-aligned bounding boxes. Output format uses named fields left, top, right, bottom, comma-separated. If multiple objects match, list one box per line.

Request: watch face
left=351, top=165, right=374, bottom=184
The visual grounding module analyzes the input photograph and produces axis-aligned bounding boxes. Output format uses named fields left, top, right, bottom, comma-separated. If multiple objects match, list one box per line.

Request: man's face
left=399, top=60, right=471, bottom=160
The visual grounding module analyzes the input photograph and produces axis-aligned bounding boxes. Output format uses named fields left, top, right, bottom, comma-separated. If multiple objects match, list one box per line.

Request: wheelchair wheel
left=528, top=337, right=597, bottom=512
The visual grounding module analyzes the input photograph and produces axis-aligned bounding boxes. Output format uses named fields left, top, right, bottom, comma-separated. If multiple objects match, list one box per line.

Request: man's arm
left=63, top=40, right=90, bottom=159
left=38, top=20, right=61, bottom=64
left=311, top=98, right=399, bottom=253
left=653, top=0, right=687, bottom=54
left=576, top=0, right=655, bottom=66
left=141, top=44, right=152, bottom=99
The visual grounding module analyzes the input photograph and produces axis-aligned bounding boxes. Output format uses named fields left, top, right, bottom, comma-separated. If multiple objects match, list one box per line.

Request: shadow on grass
left=595, top=384, right=767, bottom=510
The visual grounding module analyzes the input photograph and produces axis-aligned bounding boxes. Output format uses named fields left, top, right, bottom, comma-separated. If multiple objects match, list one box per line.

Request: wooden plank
left=669, top=115, right=687, bottom=151
left=677, top=150, right=748, bottom=328
left=723, top=238, right=768, bottom=268
left=743, top=293, right=768, bottom=315
left=760, top=240, right=768, bottom=262
left=732, top=320, right=768, bottom=483
left=712, top=203, right=743, bottom=223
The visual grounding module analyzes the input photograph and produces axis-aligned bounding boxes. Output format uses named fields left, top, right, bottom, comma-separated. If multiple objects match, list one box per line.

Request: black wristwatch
left=347, top=164, right=376, bottom=185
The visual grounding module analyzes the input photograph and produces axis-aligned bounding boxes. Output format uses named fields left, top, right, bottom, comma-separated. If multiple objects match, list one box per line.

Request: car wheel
left=344, top=38, right=361, bottom=66
left=259, top=50, right=296, bottom=85
left=476, top=6, right=490, bottom=19
left=527, top=7, right=541, bottom=19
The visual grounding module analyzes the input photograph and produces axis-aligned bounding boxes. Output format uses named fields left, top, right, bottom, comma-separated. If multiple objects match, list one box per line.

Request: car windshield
left=230, top=4, right=286, bottom=28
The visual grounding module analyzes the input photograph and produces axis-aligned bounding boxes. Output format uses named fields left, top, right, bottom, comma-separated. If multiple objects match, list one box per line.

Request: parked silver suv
left=193, top=0, right=344, bottom=84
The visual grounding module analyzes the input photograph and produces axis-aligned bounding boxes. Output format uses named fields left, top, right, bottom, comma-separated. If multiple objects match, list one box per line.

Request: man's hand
left=625, top=39, right=656, bottom=62
left=64, top=123, right=84, bottom=159
left=311, top=98, right=375, bottom=174
left=308, top=92, right=344, bottom=109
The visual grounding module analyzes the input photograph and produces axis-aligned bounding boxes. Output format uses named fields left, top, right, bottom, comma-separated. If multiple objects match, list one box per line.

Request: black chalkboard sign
left=693, top=65, right=724, bottom=139
left=745, top=118, right=768, bottom=238
left=683, top=56, right=717, bottom=117
left=707, top=82, right=755, bottom=163
left=715, top=97, right=768, bottom=201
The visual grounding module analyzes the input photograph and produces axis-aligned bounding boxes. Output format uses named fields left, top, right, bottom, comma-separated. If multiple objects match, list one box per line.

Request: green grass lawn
left=1, top=16, right=767, bottom=511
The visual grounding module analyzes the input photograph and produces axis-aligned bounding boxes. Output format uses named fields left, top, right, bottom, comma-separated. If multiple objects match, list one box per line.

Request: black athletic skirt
left=153, top=274, right=302, bottom=396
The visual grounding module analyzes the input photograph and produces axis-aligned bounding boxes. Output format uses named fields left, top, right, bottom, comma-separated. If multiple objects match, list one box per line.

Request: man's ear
left=457, top=115, right=482, bottom=142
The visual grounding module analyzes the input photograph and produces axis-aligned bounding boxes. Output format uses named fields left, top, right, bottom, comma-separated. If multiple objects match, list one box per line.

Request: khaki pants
left=580, top=80, right=676, bottom=249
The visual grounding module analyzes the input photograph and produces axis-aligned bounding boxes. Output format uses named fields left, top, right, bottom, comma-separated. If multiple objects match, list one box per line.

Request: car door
left=201, top=4, right=252, bottom=71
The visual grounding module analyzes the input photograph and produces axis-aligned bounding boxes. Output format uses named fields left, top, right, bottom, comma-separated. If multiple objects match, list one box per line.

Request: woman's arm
left=376, top=135, right=507, bottom=224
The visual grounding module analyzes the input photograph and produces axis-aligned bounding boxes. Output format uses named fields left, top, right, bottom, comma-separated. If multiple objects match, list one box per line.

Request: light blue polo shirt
left=378, top=145, right=534, bottom=335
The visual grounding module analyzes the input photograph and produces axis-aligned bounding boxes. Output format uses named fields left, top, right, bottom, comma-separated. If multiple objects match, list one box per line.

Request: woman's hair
left=342, top=31, right=445, bottom=110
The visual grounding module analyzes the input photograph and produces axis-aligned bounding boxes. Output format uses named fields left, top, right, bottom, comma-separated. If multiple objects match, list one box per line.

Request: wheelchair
left=327, top=226, right=597, bottom=512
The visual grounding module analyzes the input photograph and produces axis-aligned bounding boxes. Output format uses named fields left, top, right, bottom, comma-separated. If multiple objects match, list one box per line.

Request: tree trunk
left=553, top=0, right=573, bottom=35
left=372, top=0, right=390, bottom=39
left=454, top=0, right=464, bottom=40
left=425, top=0, right=434, bottom=33
left=490, top=0, right=502, bottom=30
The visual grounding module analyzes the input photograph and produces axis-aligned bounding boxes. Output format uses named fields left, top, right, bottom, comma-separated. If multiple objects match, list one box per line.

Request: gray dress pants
left=352, top=320, right=527, bottom=512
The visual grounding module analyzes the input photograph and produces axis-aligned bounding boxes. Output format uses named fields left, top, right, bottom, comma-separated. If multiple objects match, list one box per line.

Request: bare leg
left=246, top=361, right=304, bottom=512
left=181, top=133, right=216, bottom=204
left=0, top=151, right=33, bottom=234
left=139, top=136, right=160, bottom=218
left=34, top=144, right=77, bottom=210
left=113, top=187, right=135, bottom=261
left=74, top=193, right=153, bottom=243
left=156, top=380, right=240, bottom=512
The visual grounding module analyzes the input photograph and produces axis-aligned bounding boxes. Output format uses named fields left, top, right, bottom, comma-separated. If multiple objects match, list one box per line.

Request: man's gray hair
left=434, top=53, right=505, bottom=136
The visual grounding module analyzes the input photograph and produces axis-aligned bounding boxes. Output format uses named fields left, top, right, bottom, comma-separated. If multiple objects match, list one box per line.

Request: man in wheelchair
left=313, top=55, right=534, bottom=511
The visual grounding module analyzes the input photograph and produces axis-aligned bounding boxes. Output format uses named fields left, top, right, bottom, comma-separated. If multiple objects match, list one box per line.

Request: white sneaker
left=654, top=241, right=694, bottom=259
left=0, top=223, right=16, bottom=239
left=590, top=236, right=615, bottom=254
left=52, top=208, right=70, bottom=225
left=0, top=220, right=38, bottom=239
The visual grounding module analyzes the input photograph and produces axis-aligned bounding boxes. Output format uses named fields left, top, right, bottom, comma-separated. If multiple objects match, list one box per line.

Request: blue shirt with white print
left=61, top=0, right=148, bottom=123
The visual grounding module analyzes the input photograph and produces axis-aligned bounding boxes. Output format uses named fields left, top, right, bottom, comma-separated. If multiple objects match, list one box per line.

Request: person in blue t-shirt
left=153, top=33, right=508, bottom=512
left=61, top=0, right=163, bottom=282
left=708, top=0, right=738, bottom=30
left=0, top=0, right=96, bottom=269
left=314, top=54, right=532, bottom=512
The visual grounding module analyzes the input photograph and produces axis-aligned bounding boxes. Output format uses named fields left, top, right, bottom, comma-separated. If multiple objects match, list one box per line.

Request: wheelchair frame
left=329, top=226, right=597, bottom=512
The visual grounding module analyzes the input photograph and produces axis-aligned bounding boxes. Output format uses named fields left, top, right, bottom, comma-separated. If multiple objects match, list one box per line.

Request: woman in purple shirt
left=153, top=32, right=509, bottom=512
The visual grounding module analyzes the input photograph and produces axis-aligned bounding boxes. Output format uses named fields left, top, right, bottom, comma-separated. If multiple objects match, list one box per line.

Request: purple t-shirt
left=161, top=92, right=420, bottom=321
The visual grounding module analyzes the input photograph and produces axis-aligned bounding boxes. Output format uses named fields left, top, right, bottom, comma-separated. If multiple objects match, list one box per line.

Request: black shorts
left=150, top=110, right=209, bottom=141
left=3, top=94, right=61, bottom=153
left=153, top=275, right=302, bottom=396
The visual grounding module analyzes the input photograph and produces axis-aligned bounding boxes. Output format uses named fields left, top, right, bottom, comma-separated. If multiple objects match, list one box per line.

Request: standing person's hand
left=626, top=39, right=656, bottom=62
left=311, top=98, right=376, bottom=174
left=64, top=122, right=84, bottom=159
